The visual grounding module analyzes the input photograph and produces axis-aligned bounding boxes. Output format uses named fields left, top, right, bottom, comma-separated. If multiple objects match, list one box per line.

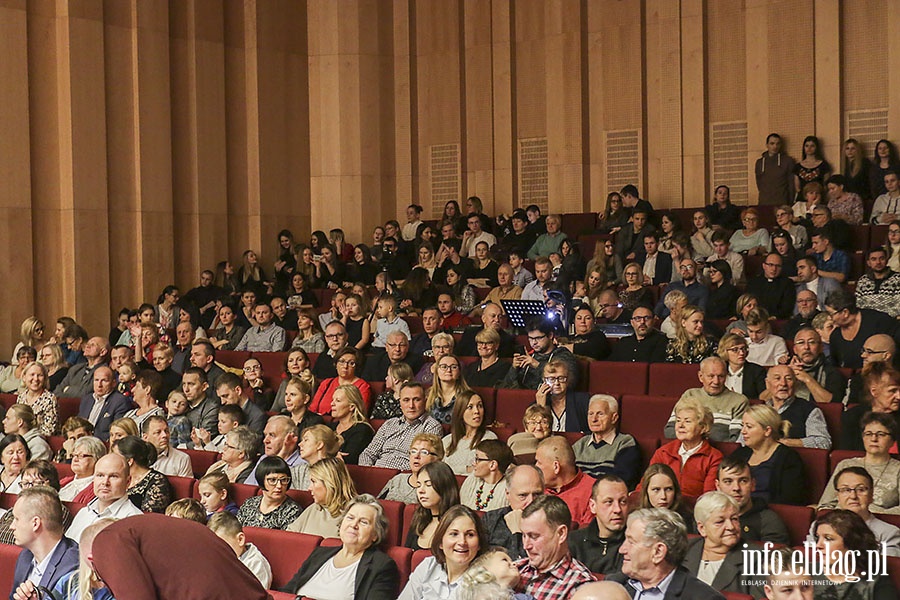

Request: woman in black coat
left=705, top=259, right=740, bottom=320
left=282, top=494, right=399, bottom=600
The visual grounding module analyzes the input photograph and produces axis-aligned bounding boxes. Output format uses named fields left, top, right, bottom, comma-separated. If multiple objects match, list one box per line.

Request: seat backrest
left=794, top=447, right=830, bottom=504
left=619, top=395, right=677, bottom=441
left=58, top=397, right=81, bottom=425
left=230, top=483, right=261, bottom=506
left=828, top=449, right=864, bottom=472
left=54, top=462, right=74, bottom=480
left=183, top=449, right=219, bottom=478
left=589, top=361, right=649, bottom=396
left=385, top=545, right=413, bottom=592
left=401, top=502, right=418, bottom=546
left=768, top=503, right=814, bottom=548
left=647, top=363, right=700, bottom=397
left=166, top=475, right=195, bottom=500
left=284, top=489, right=313, bottom=508
left=471, top=387, right=497, bottom=424
left=346, top=465, right=399, bottom=497
left=0, top=543, right=22, bottom=597
left=411, top=549, right=433, bottom=572
left=243, top=528, right=321, bottom=589
left=251, top=351, right=289, bottom=380
left=0, top=394, right=16, bottom=411
left=379, top=499, right=406, bottom=547
left=634, top=437, right=660, bottom=472
left=819, top=403, right=846, bottom=444
left=494, top=389, right=537, bottom=431
left=216, top=350, right=252, bottom=369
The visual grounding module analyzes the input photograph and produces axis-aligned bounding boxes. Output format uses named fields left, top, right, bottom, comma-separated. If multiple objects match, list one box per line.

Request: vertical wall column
left=392, top=1, right=417, bottom=215
left=744, top=0, right=770, bottom=193
left=887, top=0, right=900, bottom=138
left=29, top=0, right=110, bottom=338
left=0, top=0, right=34, bottom=346
left=490, top=0, right=515, bottom=216
left=680, top=0, right=708, bottom=207
left=463, top=0, right=498, bottom=213
left=814, top=0, right=841, bottom=157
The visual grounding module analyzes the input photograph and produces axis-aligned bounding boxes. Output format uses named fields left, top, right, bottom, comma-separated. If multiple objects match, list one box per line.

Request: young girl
left=116, top=363, right=136, bottom=397
left=369, top=362, right=413, bottom=420
left=198, top=471, right=238, bottom=516
left=165, top=390, right=193, bottom=448
left=458, top=548, right=523, bottom=599
left=341, top=293, right=371, bottom=350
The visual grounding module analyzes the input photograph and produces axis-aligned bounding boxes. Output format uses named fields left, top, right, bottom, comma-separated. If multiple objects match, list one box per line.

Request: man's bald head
left=571, top=582, right=631, bottom=600
left=863, top=334, right=896, bottom=365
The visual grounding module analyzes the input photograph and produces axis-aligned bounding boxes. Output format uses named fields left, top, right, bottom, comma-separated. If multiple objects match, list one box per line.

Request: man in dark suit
left=607, top=507, right=725, bottom=600
left=635, top=232, right=673, bottom=286
left=10, top=487, right=80, bottom=600
left=77, top=366, right=133, bottom=441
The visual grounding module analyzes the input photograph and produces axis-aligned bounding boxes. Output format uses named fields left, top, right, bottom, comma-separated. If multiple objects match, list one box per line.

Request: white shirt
left=297, top=555, right=361, bottom=600
left=152, top=446, right=193, bottom=478
left=58, top=476, right=94, bottom=502
left=726, top=365, right=744, bottom=395
left=678, top=442, right=703, bottom=466
left=398, top=556, right=456, bottom=600
left=746, top=334, right=789, bottom=367
left=803, top=276, right=821, bottom=299
left=88, top=393, right=112, bottom=425
left=239, top=543, right=273, bottom=589
left=643, top=253, right=658, bottom=280
left=66, top=496, right=143, bottom=541
left=460, top=231, right=497, bottom=257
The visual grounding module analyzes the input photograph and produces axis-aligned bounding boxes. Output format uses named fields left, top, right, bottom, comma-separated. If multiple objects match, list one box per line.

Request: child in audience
left=197, top=472, right=238, bottom=516
left=208, top=511, right=273, bottom=589
left=369, top=362, right=413, bottom=420
left=341, top=293, right=371, bottom=350
left=370, top=296, right=410, bottom=349
left=116, top=362, right=137, bottom=397
left=458, top=547, right=523, bottom=599
left=744, top=307, right=789, bottom=367
left=165, top=390, right=193, bottom=448
left=191, top=404, right=244, bottom=452
left=508, top=250, right=534, bottom=288
left=165, top=498, right=208, bottom=524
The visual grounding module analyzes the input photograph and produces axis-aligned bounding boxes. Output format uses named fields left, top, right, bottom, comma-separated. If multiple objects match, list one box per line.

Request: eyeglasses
left=862, top=431, right=892, bottom=440
left=473, top=456, right=492, bottom=463
left=631, top=316, right=652, bottom=322
left=336, top=360, right=357, bottom=366
left=438, top=364, right=460, bottom=371
left=678, top=265, right=694, bottom=271
left=264, top=476, right=291, bottom=487
left=20, top=478, right=49, bottom=489
left=325, top=333, right=344, bottom=340
left=837, top=486, right=870, bottom=496
left=727, top=347, right=749, bottom=354
left=243, top=365, right=261, bottom=372
left=71, top=453, right=96, bottom=461
left=223, top=442, right=239, bottom=451
left=386, top=342, right=408, bottom=349
left=476, top=341, right=497, bottom=346
left=409, top=449, right=437, bottom=457
left=861, top=348, right=887, bottom=357
left=763, top=262, right=782, bottom=268
left=526, top=418, right=550, bottom=427
left=544, top=376, right=568, bottom=384
left=624, top=271, right=640, bottom=277
left=432, top=345, right=452, bottom=351
left=527, top=335, right=547, bottom=342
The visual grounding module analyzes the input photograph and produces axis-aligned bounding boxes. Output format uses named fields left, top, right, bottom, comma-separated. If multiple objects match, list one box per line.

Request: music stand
left=501, top=299, right=548, bottom=331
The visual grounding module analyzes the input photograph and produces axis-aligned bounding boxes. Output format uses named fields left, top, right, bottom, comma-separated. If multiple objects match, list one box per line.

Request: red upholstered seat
left=230, top=483, right=261, bottom=506
left=471, top=387, right=497, bottom=423
left=386, top=545, right=414, bottom=591
left=379, top=499, right=406, bottom=547
left=819, top=403, right=846, bottom=444
left=0, top=394, right=16, bottom=410
left=251, top=352, right=289, bottom=382
left=166, top=475, right=195, bottom=500
left=243, top=528, right=320, bottom=589
left=183, top=449, right=219, bottom=478
left=768, top=503, right=814, bottom=547
left=54, top=462, right=74, bottom=480
left=634, top=437, right=660, bottom=471
left=216, top=350, right=251, bottom=369
left=828, top=449, right=864, bottom=472
left=723, top=593, right=754, bottom=600
left=285, top=489, right=313, bottom=507
left=495, top=389, right=537, bottom=431
left=589, top=361, right=649, bottom=396
left=0, top=543, right=22, bottom=597
left=411, top=549, right=433, bottom=572
left=346, top=465, right=399, bottom=497
left=647, top=363, right=700, bottom=397
left=619, top=395, right=677, bottom=441
left=401, top=502, right=418, bottom=546
left=58, top=397, right=81, bottom=424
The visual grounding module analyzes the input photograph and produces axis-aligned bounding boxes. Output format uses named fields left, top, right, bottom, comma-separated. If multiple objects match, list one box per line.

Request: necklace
left=474, top=479, right=501, bottom=511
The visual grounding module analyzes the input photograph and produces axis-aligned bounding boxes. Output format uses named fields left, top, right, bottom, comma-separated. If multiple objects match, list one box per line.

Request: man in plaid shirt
left=515, top=495, right=595, bottom=598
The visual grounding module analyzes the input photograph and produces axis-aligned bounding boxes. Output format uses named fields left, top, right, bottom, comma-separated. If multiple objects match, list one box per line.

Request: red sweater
left=648, top=439, right=723, bottom=499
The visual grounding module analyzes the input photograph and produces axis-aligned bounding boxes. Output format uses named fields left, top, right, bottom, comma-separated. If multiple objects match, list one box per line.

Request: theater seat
left=217, top=350, right=251, bottom=369
left=495, top=389, right=537, bottom=431
left=768, top=503, right=814, bottom=547
left=183, top=449, right=219, bottom=478
left=58, top=397, right=81, bottom=425
left=401, top=502, right=418, bottom=546
left=619, top=395, right=677, bottom=441
left=723, top=593, right=753, bottom=600
left=229, top=483, right=261, bottom=506
left=285, top=489, right=313, bottom=508
left=54, top=462, right=74, bottom=480
left=589, top=361, right=649, bottom=396
left=471, top=387, right=497, bottom=423
left=379, top=499, right=406, bottom=546
left=243, top=528, right=320, bottom=589
left=0, top=394, right=16, bottom=410
left=489, top=424, right=514, bottom=443
left=252, top=352, right=289, bottom=381
left=268, top=592, right=294, bottom=600
left=386, top=545, right=414, bottom=590
left=828, top=449, right=863, bottom=472
left=634, top=437, right=660, bottom=471
left=886, top=557, right=900, bottom=599
left=647, top=363, right=700, bottom=397
left=795, top=447, right=829, bottom=504
left=346, top=465, right=399, bottom=497
left=411, top=549, right=432, bottom=572
left=0, top=543, right=22, bottom=597
left=819, top=403, right=846, bottom=445
left=166, top=475, right=195, bottom=500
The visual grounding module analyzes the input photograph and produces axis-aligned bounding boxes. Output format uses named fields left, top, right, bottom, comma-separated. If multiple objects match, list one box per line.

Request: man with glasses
left=312, top=321, right=348, bottom=381
left=856, top=247, right=900, bottom=318
left=358, top=381, right=442, bottom=469
left=534, top=359, right=590, bottom=433
left=782, top=289, right=820, bottom=340
left=655, top=258, right=708, bottom=317
left=747, top=252, right=795, bottom=318
left=807, top=467, right=900, bottom=556
left=361, top=330, right=423, bottom=381
left=842, top=334, right=897, bottom=408
left=457, top=302, right=516, bottom=358
left=502, top=318, right=577, bottom=390
left=809, top=204, right=851, bottom=251
left=824, top=289, right=899, bottom=369
left=609, top=305, right=667, bottom=363
left=794, top=256, right=840, bottom=312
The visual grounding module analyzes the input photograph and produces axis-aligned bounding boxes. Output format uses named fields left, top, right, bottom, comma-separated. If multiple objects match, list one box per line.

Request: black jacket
left=281, top=546, right=399, bottom=600
left=607, top=566, right=725, bottom=600
left=568, top=520, right=624, bottom=576
left=682, top=538, right=761, bottom=596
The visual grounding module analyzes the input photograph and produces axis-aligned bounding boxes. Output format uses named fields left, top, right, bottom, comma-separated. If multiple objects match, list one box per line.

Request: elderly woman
left=122, top=370, right=165, bottom=430
left=0, top=434, right=30, bottom=494
left=2, top=404, right=51, bottom=461
left=426, top=354, right=474, bottom=425
left=820, top=412, right=900, bottom=514
left=463, top=328, right=510, bottom=389
left=416, top=332, right=455, bottom=385
left=271, top=349, right=315, bottom=414
left=288, top=457, right=358, bottom=538
left=649, top=398, right=722, bottom=498
left=205, top=426, right=258, bottom=484
left=237, top=456, right=304, bottom=530
left=729, top=208, right=770, bottom=255
left=442, top=391, right=497, bottom=476
left=58, top=436, right=106, bottom=502
left=290, top=424, right=341, bottom=490
left=310, top=347, right=371, bottom=416
left=16, top=361, right=58, bottom=436
left=774, top=204, right=808, bottom=251
left=638, top=463, right=695, bottom=534
left=507, top=404, right=552, bottom=457
left=112, top=435, right=173, bottom=514
left=329, top=384, right=374, bottom=464
left=0, top=345, right=36, bottom=394
left=459, top=439, right=513, bottom=512
left=282, top=494, right=400, bottom=600
left=725, top=293, right=759, bottom=337
left=826, top=174, right=864, bottom=225
left=683, top=491, right=754, bottom=595
left=406, top=461, right=461, bottom=551
left=717, top=333, right=766, bottom=399
left=370, top=362, right=413, bottom=420
left=732, top=405, right=806, bottom=505
left=659, top=289, right=688, bottom=340
left=378, top=433, right=444, bottom=504
left=665, top=306, right=718, bottom=364
left=38, top=343, right=69, bottom=392
left=399, top=505, right=485, bottom=600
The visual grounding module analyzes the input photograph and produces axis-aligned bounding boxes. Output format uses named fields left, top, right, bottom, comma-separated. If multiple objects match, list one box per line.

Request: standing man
left=569, top=475, right=629, bottom=576
left=755, top=133, right=796, bottom=205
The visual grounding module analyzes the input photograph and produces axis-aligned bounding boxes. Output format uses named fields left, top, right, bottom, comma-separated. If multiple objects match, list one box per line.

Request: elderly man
left=235, top=303, right=286, bottom=352
left=215, top=372, right=267, bottom=434
left=108, top=345, right=134, bottom=375
left=569, top=475, right=629, bottom=576
left=808, top=467, right=900, bottom=557
left=572, top=395, right=640, bottom=486
left=361, top=330, right=424, bottom=381
left=10, top=487, right=80, bottom=598
left=181, top=367, right=219, bottom=433
left=244, top=415, right=302, bottom=486
left=409, top=307, right=443, bottom=357
left=142, top=415, right=192, bottom=477
left=54, top=336, right=111, bottom=398
left=66, top=453, right=143, bottom=541
left=515, top=495, right=595, bottom=598
left=715, top=456, right=790, bottom=546
left=825, top=289, right=900, bottom=370
left=456, top=302, right=516, bottom=358
left=171, top=321, right=197, bottom=374
left=358, top=382, right=442, bottom=469
left=747, top=253, right=795, bottom=319
left=780, top=327, right=846, bottom=405
left=484, top=263, right=523, bottom=304
left=655, top=259, right=709, bottom=317
left=607, top=508, right=724, bottom=600
left=502, top=318, right=577, bottom=390
left=482, top=465, right=544, bottom=560
left=522, top=257, right=556, bottom=302
left=610, top=306, right=668, bottom=363
left=571, top=582, right=631, bottom=600
left=595, top=289, right=630, bottom=325
left=312, top=321, right=348, bottom=381
left=188, top=340, right=225, bottom=398
left=534, top=436, right=595, bottom=527
left=843, top=333, right=896, bottom=408
left=856, top=247, right=900, bottom=318
left=527, top=214, right=567, bottom=261
left=794, top=256, right=840, bottom=312
left=77, top=366, right=132, bottom=441
left=664, top=357, right=748, bottom=443
left=533, top=359, right=589, bottom=433
left=782, top=289, right=820, bottom=340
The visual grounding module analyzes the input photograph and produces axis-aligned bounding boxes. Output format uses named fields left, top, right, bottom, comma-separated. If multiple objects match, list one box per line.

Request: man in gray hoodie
left=755, top=133, right=796, bottom=205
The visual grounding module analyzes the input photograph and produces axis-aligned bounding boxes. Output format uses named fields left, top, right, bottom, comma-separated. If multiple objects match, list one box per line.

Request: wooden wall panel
left=707, top=0, right=746, bottom=124
left=842, top=0, right=887, bottom=113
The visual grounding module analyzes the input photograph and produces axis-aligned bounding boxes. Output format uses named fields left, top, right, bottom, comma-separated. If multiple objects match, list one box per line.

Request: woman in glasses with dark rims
left=716, top=332, right=767, bottom=400
left=426, top=354, right=475, bottom=425
left=705, top=259, right=739, bottom=320
left=237, top=456, right=303, bottom=530
left=820, top=412, right=900, bottom=513
left=310, top=347, right=371, bottom=416
left=378, top=433, right=444, bottom=504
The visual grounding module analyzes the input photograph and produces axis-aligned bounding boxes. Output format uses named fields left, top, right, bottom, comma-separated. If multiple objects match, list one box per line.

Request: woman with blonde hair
left=731, top=404, right=806, bottom=505
left=290, top=424, right=342, bottom=490
left=617, top=262, right=654, bottom=311
left=108, top=418, right=140, bottom=444
left=329, top=384, right=374, bottom=464
left=38, top=343, right=69, bottom=391
left=426, top=355, right=474, bottom=425
left=665, top=306, right=718, bottom=364
left=12, top=317, right=44, bottom=363
left=288, top=457, right=357, bottom=538
left=16, top=361, right=58, bottom=436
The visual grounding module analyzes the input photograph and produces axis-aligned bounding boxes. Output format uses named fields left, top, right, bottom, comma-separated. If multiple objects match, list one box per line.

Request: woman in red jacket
left=648, top=396, right=723, bottom=498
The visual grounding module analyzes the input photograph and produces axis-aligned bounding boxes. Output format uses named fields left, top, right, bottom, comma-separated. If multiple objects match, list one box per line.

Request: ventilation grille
left=846, top=109, right=889, bottom=153
left=518, top=137, right=548, bottom=211
left=430, top=144, right=461, bottom=218
left=605, top=130, right=641, bottom=193
left=710, top=121, right=749, bottom=205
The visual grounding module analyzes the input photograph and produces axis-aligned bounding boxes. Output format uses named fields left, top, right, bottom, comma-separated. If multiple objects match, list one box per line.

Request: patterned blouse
left=370, top=391, right=402, bottom=420
left=128, top=469, right=174, bottom=514
left=17, top=390, right=58, bottom=436
left=237, top=495, right=303, bottom=530
left=665, top=336, right=719, bottom=364
left=828, top=193, right=864, bottom=225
